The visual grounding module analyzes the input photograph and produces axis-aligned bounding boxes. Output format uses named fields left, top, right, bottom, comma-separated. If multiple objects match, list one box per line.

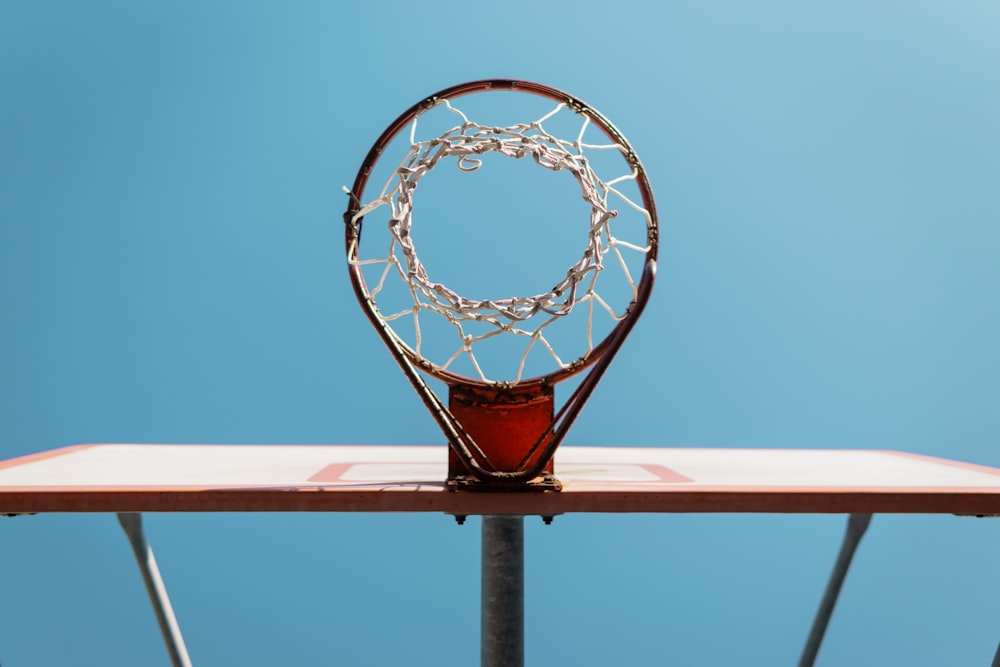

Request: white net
left=347, top=96, right=654, bottom=384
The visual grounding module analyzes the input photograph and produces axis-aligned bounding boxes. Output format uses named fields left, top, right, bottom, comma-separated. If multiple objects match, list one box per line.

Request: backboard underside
left=2, top=444, right=999, bottom=515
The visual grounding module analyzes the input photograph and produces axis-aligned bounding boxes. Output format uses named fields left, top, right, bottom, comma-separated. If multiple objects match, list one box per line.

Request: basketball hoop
left=344, top=79, right=658, bottom=489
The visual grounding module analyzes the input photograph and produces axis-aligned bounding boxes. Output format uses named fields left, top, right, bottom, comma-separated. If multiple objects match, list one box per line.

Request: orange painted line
left=305, top=462, right=695, bottom=484
left=0, top=444, right=97, bottom=471
left=881, top=450, right=1000, bottom=477
left=639, top=464, right=694, bottom=483
left=306, top=462, right=355, bottom=483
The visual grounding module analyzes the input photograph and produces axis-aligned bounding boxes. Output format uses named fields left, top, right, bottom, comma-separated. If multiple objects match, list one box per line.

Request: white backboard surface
left=2, top=444, right=999, bottom=515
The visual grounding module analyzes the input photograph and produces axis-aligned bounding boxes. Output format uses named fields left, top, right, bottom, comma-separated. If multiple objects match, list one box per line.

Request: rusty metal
left=344, top=80, right=658, bottom=489
left=345, top=81, right=659, bottom=390
left=446, top=383, right=556, bottom=489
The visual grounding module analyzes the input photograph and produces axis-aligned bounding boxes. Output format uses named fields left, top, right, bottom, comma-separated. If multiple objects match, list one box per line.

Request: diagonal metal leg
left=481, top=515, right=524, bottom=667
left=797, top=513, right=873, bottom=667
left=992, top=640, right=1000, bottom=667
left=117, top=513, right=193, bottom=667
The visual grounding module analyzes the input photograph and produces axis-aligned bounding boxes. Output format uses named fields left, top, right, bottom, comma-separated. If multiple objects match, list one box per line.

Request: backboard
left=3, top=444, right=999, bottom=515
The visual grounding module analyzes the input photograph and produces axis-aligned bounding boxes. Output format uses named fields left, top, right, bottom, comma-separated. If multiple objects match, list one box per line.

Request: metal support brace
left=798, top=513, right=873, bottom=667
left=117, top=513, right=193, bottom=667
left=481, top=516, right=524, bottom=667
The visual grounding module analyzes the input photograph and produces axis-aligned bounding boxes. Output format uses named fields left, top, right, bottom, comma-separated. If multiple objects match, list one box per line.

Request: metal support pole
left=798, top=513, right=873, bottom=667
left=481, top=515, right=524, bottom=667
left=117, top=513, right=193, bottom=667
left=991, top=640, right=1000, bottom=667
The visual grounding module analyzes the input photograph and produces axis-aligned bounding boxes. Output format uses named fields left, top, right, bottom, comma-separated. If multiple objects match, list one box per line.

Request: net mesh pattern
left=347, top=99, right=653, bottom=383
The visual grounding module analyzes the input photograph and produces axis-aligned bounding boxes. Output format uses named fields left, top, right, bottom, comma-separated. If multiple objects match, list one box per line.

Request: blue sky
left=1, top=2, right=999, bottom=665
